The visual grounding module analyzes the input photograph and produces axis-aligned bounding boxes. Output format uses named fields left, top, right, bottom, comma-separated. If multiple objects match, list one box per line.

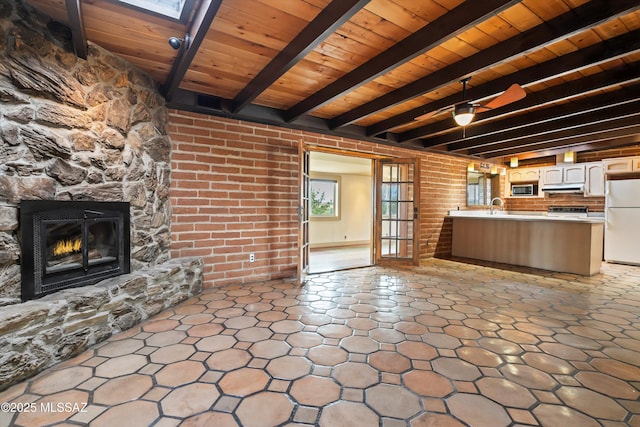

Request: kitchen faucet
left=489, top=197, right=504, bottom=215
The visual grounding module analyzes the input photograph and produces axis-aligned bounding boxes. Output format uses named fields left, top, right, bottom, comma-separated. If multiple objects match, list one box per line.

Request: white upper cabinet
left=584, top=162, right=605, bottom=197
left=602, top=157, right=635, bottom=174
left=540, top=164, right=585, bottom=185
left=509, top=167, right=539, bottom=183
left=564, top=164, right=586, bottom=184
left=541, top=167, right=563, bottom=185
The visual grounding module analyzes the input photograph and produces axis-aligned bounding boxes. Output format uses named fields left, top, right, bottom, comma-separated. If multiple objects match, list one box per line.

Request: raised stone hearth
left=0, top=0, right=203, bottom=389
left=0, top=257, right=203, bottom=390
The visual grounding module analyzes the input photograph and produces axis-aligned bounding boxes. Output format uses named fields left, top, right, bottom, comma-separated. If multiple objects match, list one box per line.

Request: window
left=310, top=177, right=339, bottom=219
left=115, top=0, right=187, bottom=19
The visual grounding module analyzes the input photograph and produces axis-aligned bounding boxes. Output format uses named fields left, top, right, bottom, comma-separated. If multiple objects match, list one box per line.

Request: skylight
left=116, top=0, right=187, bottom=20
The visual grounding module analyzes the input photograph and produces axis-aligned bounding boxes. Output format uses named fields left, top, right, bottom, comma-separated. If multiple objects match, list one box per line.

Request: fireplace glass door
left=44, top=219, right=119, bottom=275
left=20, top=200, right=130, bottom=301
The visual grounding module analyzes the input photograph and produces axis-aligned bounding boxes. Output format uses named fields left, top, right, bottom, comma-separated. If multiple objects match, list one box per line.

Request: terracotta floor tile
left=369, top=351, right=411, bottom=373
left=218, top=367, right=269, bottom=396
left=575, top=371, right=640, bottom=399
left=333, top=362, right=379, bottom=388
left=149, top=343, right=196, bottom=364
left=403, top=370, right=454, bottom=397
left=307, top=345, right=348, bottom=366
left=90, top=399, right=159, bottom=427
left=3, top=260, right=640, bottom=427
left=160, top=383, right=219, bottom=418
left=590, top=358, right=640, bottom=381
left=96, top=338, right=144, bottom=357
left=521, top=352, right=575, bottom=375
left=94, top=354, right=148, bottom=378
left=533, top=403, right=602, bottom=427
left=266, top=355, right=311, bottom=380
left=340, top=335, right=379, bottom=353
left=410, top=412, right=466, bottom=427
left=235, top=391, right=294, bottom=427
left=476, top=377, right=537, bottom=408
left=366, top=383, right=421, bottom=418
left=432, top=357, right=481, bottom=381
left=456, top=346, right=503, bottom=367
left=154, top=360, right=205, bottom=387
left=180, top=411, right=240, bottom=427
left=290, top=376, right=340, bottom=406
left=29, top=366, right=93, bottom=394
left=556, top=386, right=628, bottom=420
left=93, top=373, right=152, bottom=404
left=319, top=401, right=378, bottom=427
left=502, top=367, right=558, bottom=391
left=446, top=393, right=511, bottom=427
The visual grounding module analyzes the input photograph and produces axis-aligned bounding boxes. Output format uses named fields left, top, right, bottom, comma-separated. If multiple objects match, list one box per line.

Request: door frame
left=298, top=143, right=421, bottom=273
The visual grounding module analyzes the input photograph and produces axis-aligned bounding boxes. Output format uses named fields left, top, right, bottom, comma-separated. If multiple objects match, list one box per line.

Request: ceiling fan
left=415, top=77, right=526, bottom=126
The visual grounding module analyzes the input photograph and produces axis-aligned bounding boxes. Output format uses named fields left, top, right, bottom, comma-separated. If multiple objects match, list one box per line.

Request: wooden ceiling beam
left=420, top=66, right=640, bottom=149
left=64, top=0, right=87, bottom=59
left=448, top=86, right=640, bottom=152
left=479, top=129, right=640, bottom=159
left=465, top=108, right=640, bottom=156
left=283, top=0, right=521, bottom=122
left=329, top=0, right=640, bottom=129
left=231, top=0, right=370, bottom=113
left=161, top=0, right=222, bottom=101
left=378, top=29, right=640, bottom=140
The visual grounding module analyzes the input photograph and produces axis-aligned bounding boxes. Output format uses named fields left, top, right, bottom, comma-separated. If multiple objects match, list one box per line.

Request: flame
left=53, top=238, right=82, bottom=256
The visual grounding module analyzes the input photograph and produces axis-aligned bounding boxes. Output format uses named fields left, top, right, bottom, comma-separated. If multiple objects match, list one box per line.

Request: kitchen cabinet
left=508, top=167, right=539, bottom=183
left=540, top=164, right=585, bottom=185
left=584, top=162, right=605, bottom=197
left=602, top=157, right=639, bottom=174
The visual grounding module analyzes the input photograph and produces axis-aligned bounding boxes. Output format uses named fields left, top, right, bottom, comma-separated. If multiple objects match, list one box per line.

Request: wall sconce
left=490, top=166, right=498, bottom=175
left=500, top=167, right=506, bottom=176
left=467, top=162, right=475, bottom=171
left=564, top=150, right=575, bottom=163
left=510, top=157, right=519, bottom=167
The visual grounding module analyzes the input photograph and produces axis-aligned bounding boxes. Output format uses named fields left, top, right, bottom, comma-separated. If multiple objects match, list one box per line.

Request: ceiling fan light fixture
left=453, top=103, right=476, bottom=126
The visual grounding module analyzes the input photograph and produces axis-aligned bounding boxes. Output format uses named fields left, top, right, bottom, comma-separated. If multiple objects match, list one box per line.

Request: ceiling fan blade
left=414, top=104, right=454, bottom=121
left=477, top=83, right=526, bottom=112
left=414, top=110, right=438, bottom=121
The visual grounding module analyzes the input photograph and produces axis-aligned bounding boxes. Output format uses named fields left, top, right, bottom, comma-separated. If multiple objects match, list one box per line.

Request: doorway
left=307, top=151, right=373, bottom=273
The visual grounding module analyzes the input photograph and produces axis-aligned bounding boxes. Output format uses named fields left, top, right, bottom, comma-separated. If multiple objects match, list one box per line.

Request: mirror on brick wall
left=467, top=170, right=501, bottom=206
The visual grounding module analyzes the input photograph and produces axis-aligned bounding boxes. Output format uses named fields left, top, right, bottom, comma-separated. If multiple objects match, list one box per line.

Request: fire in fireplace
left=20, top=200, right=131, bottom=301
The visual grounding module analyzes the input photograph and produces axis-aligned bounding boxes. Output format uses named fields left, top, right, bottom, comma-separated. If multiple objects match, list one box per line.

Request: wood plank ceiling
left=23, top=0, right=640, bottom=163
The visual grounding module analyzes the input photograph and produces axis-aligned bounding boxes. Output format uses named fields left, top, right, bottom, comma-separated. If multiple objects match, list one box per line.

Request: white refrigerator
left=605, top=179, right=640, bottom=265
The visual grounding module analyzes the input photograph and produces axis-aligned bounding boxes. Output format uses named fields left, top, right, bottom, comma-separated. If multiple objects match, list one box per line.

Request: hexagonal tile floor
left=2, top=258, right=640, bottom=427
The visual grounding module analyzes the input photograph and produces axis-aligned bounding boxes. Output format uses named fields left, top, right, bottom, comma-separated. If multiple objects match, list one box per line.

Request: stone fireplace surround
left=0, top=0, right=203, bottom=389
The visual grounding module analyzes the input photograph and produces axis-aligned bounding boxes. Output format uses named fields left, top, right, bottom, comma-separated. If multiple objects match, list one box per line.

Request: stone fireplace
left=20, top=200, right=131, bottom=301
left=0, top=0, right=203, bottom=390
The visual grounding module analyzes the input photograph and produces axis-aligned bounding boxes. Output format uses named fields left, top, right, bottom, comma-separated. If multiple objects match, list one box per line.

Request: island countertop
left=450, top=211, right=604, bottom=276
left=448, top=210, right=605, bottom=223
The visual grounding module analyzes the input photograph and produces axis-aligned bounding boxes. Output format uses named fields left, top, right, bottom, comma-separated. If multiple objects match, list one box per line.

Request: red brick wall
left=168, top=110, right=469, bottom=288
left=169, top=109, right=639, bottom=288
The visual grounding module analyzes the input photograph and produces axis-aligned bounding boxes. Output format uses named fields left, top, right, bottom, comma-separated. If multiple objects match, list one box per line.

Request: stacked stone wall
left=0, top=0, right=172, bottom=305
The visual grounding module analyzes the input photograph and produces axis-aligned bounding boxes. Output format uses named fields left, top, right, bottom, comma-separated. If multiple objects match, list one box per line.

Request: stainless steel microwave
left=511, top=184, right=535, bottom=196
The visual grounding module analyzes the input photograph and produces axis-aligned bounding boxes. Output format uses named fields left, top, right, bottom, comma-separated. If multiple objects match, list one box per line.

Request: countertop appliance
left=605, top=179, right=640, bottom=265
left=547, top=206, right=589, bottom=218
left=511, top=183, right=535, bottom=196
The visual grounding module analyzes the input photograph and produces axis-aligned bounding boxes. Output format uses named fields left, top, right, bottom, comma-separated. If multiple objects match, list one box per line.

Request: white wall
left=310, top=173, right=372, bottom=247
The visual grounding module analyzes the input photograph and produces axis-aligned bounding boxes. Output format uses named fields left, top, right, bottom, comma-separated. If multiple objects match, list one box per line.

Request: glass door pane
left=376, top=158, right=419, bottom=264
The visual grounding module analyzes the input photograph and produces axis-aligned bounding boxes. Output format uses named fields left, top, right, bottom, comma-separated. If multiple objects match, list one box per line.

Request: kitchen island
left=450, top=211, right=604, bottom=276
